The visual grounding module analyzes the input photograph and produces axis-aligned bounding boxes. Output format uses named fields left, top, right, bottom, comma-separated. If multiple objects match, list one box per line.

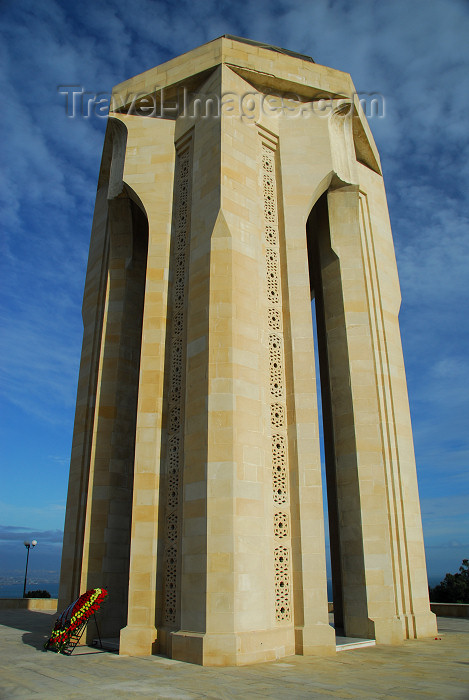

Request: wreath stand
left=45, top=587, right=108, bottom=655
left=46, top=612, right=103, bottom=655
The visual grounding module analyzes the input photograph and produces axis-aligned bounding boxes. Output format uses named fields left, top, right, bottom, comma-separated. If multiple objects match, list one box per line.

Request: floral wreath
left=45, top=587, right=108, bottom=653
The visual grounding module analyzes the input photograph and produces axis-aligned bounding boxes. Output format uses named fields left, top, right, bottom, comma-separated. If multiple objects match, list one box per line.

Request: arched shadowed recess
left=83, top=191, right=148, bottom=639
left=58, top=114, right=149, bottom=640
left=307, top=191, right=367, bottom=637
left=307, top=192, right=343, bottom=631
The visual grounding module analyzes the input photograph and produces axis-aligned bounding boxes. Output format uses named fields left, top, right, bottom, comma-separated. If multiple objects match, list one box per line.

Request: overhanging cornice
left=111, top=36, right=355, bottom=112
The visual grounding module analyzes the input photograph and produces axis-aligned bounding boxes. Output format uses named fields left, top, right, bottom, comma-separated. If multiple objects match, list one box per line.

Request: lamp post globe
left=23, top=539, right=37, bottom=598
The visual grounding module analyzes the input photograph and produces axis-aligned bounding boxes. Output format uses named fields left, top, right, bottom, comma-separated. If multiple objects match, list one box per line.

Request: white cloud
left=432, top=358, right=469, bottom=380
left=0, top=523, right=64, bottom=544
left=0, top=503, right=66, bottom=532
left=0, top=0, right=467, bottom=578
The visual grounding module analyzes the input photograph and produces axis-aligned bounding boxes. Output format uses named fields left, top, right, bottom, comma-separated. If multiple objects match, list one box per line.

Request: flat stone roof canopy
left=112, top=34, right=350, bottom=106
left=111, top=34, right=381, bottom=173
left=221, top=34, right=316, bottom=63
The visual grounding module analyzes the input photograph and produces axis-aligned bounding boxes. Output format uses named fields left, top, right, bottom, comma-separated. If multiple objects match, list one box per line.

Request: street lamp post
left=23, top=540, right=37, bottom=598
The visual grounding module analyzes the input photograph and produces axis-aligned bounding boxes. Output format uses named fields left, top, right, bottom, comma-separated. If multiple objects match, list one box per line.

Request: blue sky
left=0, top=0, right=468, bottom=582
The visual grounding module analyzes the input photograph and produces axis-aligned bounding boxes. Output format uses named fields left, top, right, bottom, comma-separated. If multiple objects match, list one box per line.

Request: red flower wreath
left=45, top=587, right=108, bottom=653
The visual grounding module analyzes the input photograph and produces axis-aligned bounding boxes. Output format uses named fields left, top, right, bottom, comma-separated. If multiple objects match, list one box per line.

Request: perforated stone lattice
left=266, top=249, right=278, bottom=270
left=170, top=362, right=182, bottom=388
left=264, top=171, right=275, bottom=196
left=264, top=200, right=277, bottom=223
left=167, top=473, right=179, bottom=509
left=271, top=403, right=284, bottom=428
left=164, top=546, right=177, bottom=624
left=262, top=152, right=274, bottom=172
left=166, top=512, right=178, bottom=542
left=169, top=404, right=181, bottom=433
left=268, top=309, right=281, bottom=331
left=272, top=434, right=288, bottom=505
left=266, top=249, right=280, bottom=304
left=265, top=225, right=278, bottom=246
left=263, top=173, right=276, bottom=223
left=175, top=250, right=185, bottom=267
left=262, top=136, right=292, bottom=624
left=168, top=434, right=180, bottom=471
left=274, top=546, right=291, bottom=621
left=269, top=335, right=284, bottom=398
left=174, top=276, right=185, bottom=308
left=170, top=382, right=181, bottom=404
left=163, top=142, right=192, bottom=626
left=176, top=230, right=187, bottom=252
left=267, top=276, right=280, bottom=304
left=274, top=512, right=289, bottom=539
left=173, top=310, right=184, bottom=337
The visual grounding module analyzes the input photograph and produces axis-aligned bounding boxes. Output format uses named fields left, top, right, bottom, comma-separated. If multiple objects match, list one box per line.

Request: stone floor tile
left=0, top=611, right=468, bottom=699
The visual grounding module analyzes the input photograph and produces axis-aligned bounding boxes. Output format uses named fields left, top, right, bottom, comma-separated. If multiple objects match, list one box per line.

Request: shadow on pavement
left=0, top=609, right=57, bottom=651
left=0, top=609, right=56, bottom=633
left=22, top=630, right=50, bottom=651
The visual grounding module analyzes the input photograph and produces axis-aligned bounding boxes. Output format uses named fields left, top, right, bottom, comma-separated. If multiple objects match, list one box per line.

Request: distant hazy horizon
left=0, top=575, right=447, bottom=602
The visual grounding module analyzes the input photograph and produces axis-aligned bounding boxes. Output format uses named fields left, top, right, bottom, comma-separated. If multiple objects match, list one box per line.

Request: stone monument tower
left=58, top=36, right=436, bottom=665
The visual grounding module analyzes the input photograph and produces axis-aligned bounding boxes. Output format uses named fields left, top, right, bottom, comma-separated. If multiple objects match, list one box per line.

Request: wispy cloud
left=0, top=0, right=467, bottom=579
left=0, top=524, right=63, bottom=545
left=0, top=524, right=63, bottom=575
left=0, top=504, right=66, bottom=532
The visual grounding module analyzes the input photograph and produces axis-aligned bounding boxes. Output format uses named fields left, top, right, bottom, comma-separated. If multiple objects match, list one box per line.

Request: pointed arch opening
left=82, top=183, right=149, bottom=639
left=307, top=191, right=345, bottom=632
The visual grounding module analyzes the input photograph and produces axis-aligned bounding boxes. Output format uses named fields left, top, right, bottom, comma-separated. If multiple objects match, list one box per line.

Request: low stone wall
left=430, top=603, right=469, bottom=618
left=0, top=598, right=58, bottom=611
left=329, top=601, right=469, bottom=619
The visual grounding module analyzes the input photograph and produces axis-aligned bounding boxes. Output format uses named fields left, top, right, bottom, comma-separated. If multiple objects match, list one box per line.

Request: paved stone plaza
left=0, top=609, right=467, bottom=698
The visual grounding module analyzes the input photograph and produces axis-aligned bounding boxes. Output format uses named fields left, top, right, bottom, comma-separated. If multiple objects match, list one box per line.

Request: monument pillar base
left=171, top=627, right=296, bottom=666
left=119, top=625, right=158, bottom=656
left=402, top=611, right=438, bottom=639
left=295, top=623, right=336, bottom=656
left=344, top=615, right=405, bottom=644
left=369, top=616, right=406, bottom=645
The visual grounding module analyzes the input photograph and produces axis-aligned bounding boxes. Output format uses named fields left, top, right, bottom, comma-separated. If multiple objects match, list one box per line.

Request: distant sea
left=325, top=579, right=440, bottom=599
left=0, top=579, right=440, bottom=601
left=0, top=582, right=60, bottom=599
